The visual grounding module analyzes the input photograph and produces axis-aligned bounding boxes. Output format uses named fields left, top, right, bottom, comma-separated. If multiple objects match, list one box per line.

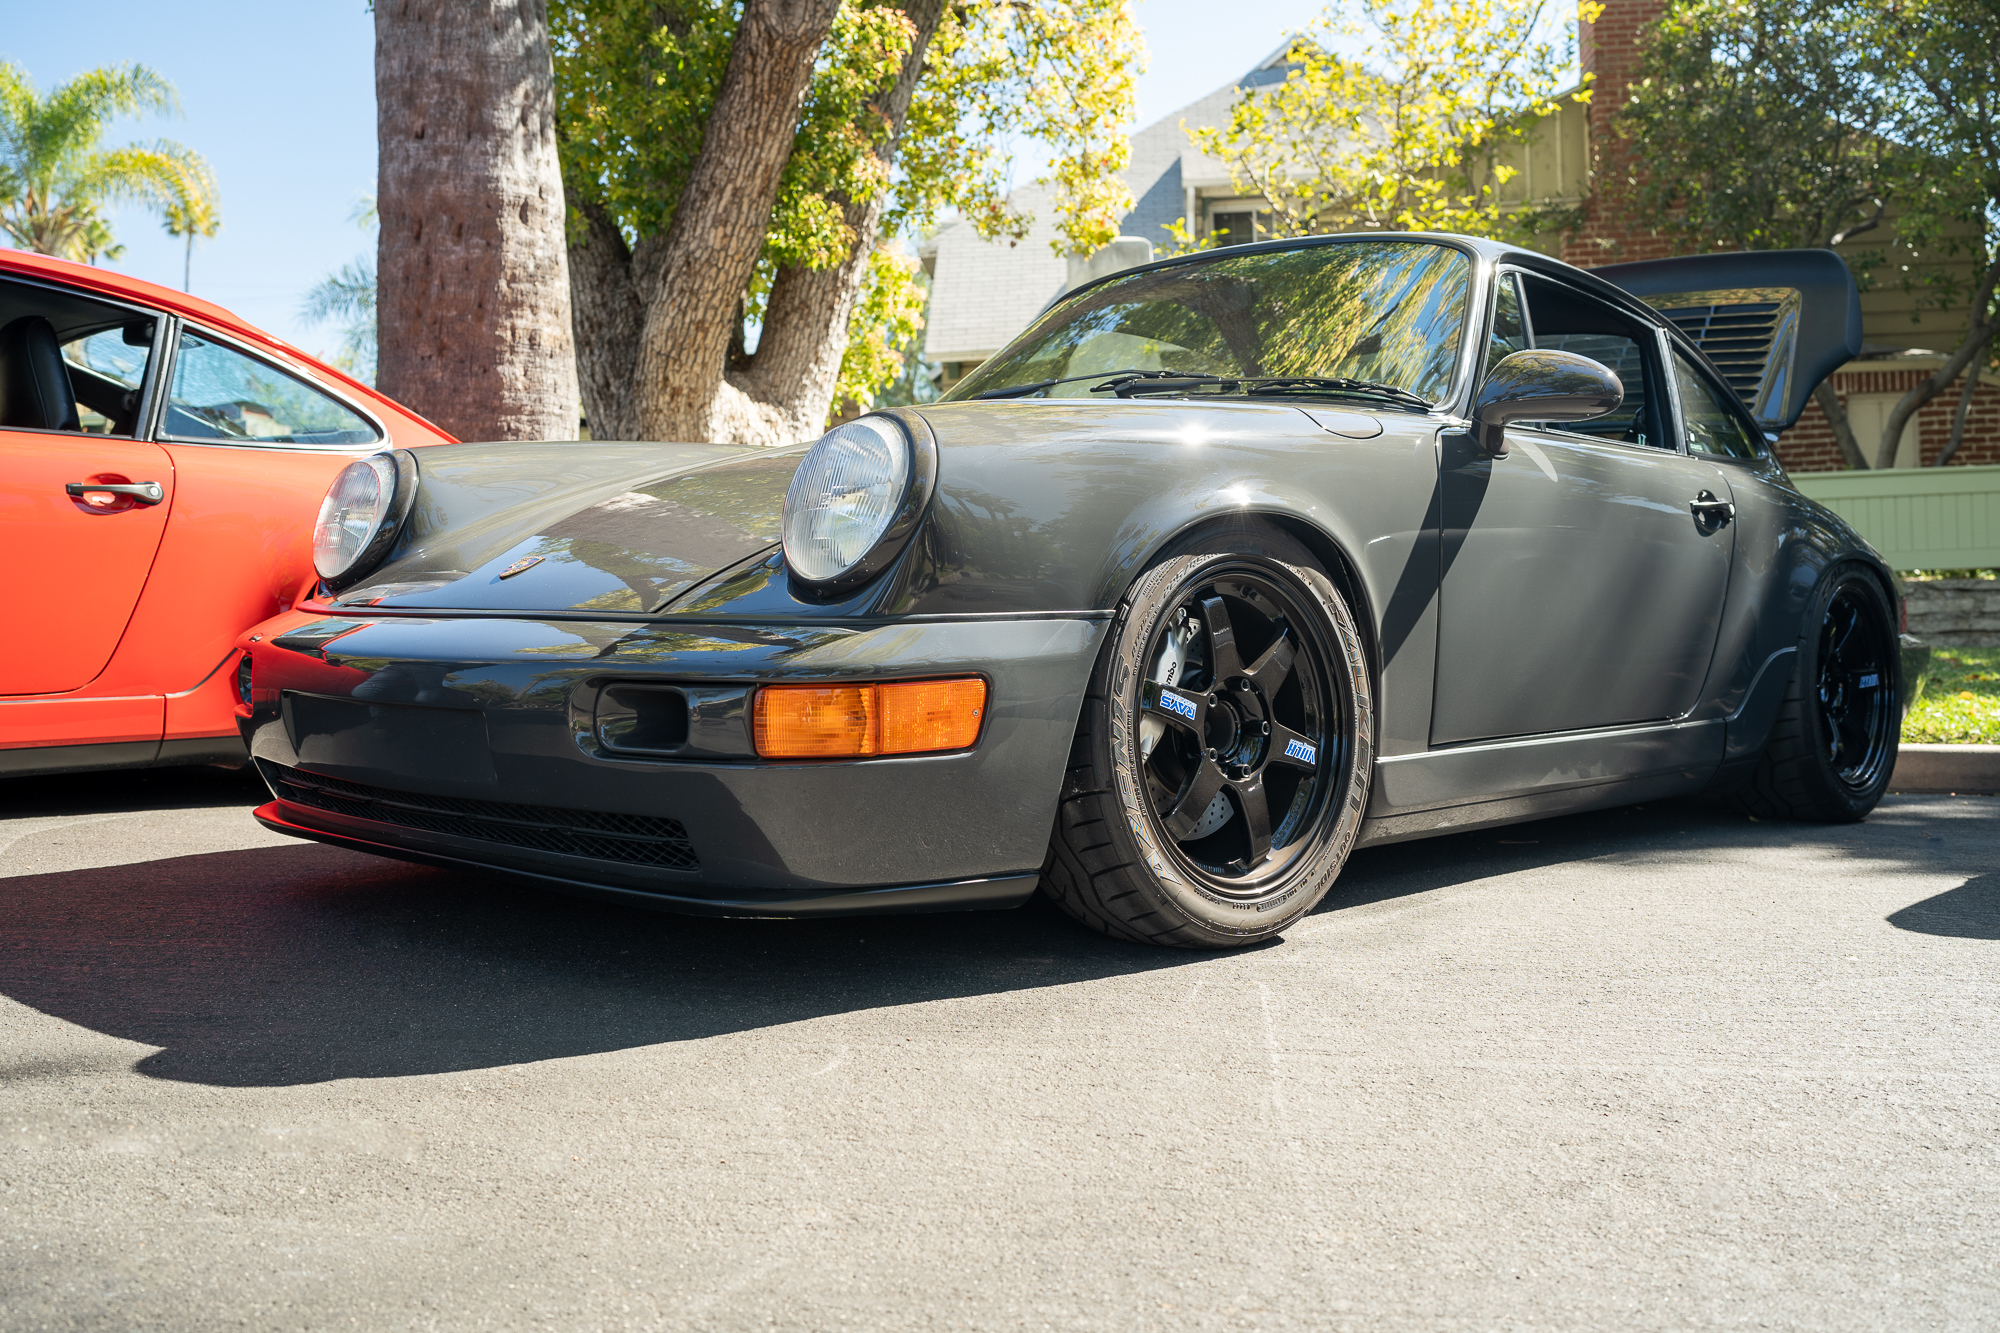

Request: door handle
left=1689, top=490, right=1734, bottom=532
left=66, top=481, right=165, bottom=506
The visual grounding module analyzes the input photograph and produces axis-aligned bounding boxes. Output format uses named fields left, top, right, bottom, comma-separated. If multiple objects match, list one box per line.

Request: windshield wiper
left=1107, top=375, right=1434, bottom=411
left=969, top=369, right=1188, bottom=400
left=1239, top=377, right=1435, bottom=411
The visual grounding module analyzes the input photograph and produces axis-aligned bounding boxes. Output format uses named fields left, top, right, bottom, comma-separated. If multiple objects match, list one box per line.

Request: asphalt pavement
left=3, top=766, right=1996, bottom=1331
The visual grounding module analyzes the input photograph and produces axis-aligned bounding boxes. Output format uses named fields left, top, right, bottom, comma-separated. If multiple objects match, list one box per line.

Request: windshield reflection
left=947, top=240, right=1472, bottom=405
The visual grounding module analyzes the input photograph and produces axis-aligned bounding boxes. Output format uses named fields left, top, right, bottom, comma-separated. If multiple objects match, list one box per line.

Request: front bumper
left=240, top=612, right=1106, bottom=916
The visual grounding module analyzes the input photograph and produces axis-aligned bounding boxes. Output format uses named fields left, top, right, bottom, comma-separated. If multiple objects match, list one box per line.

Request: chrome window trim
left=135, top=313, right=175, bottom=442
left=155, top=319, right=390, bottom=452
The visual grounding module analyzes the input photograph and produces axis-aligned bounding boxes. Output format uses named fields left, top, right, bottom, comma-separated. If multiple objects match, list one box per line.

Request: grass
left=1905, top=646, right=2000, bottom=744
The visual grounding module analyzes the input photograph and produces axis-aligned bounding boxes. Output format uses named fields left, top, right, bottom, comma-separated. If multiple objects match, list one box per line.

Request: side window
left=62, top=325, right=155, bottom=435
left=1486, top=271, right=1528, bottom=372
left=163, top=331, right=379, bottom=446
left=1673, top=353, right=1762, bottom=459
left=1519, top=275, right=1667, bottom=449
left=0, top=275, right=156, bottom=437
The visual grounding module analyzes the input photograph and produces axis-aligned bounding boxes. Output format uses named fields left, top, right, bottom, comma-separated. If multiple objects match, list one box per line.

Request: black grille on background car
left=1657, top=301, right=1782, bottom=408
left=259, top=761, right=699, bottom=870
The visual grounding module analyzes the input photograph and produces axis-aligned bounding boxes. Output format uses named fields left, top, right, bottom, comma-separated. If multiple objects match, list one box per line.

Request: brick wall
left=1779, top=369, right=2000, bottom=473
left=1561, top=0, right=1679, bottom=266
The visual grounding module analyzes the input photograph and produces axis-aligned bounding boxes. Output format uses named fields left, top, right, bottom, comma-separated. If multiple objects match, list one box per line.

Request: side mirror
left=1472, top=349, right=1623, bottom=457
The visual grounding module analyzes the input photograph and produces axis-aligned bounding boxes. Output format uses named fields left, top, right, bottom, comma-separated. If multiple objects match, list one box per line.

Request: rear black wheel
left=1737, top=565, right=1899, bottom=822
left=1041, top=526, right=1373, bottom=948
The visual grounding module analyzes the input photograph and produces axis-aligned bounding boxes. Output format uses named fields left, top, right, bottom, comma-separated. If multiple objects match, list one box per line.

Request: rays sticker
left=1857, top=673, right=1879, bottom=689
left=1157, top=688, right=1199, bottom=722
left=1284, top=737, right=1318, bottom=765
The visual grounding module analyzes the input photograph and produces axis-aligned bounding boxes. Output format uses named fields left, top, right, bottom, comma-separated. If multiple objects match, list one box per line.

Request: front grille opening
left=260, top=760, right=699, bottom=870
left=596, top=684, right=690, bottom=755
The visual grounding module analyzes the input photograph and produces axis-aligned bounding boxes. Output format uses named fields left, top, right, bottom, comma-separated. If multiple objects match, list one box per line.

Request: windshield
left=945, top=239, right=1472, bottom=406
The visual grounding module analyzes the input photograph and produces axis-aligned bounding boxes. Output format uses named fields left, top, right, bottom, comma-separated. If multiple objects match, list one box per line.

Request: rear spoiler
left=1593, top=249, right=1862, bottom=433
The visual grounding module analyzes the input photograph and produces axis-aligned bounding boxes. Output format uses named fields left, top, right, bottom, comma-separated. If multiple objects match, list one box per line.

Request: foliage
left=1612, top=0, right=2000, bottom=469
left=1904, top=646, right=2000, bottom=744
left=553, top=0, right=1142, bottom=409
left=1185, top=0, right=1592, bottom=241
left=1615, top=0, right=1899, bottom=253
left=1864, top=0, right=2000, bottom=466
left=0, top=62, right=218, bottom=264
left=835, top=246, right=929, bottom=413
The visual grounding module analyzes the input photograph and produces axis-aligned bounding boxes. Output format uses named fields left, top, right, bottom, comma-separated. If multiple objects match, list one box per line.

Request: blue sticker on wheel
left=1158, top=688, right=1199, bottom=722
left=1284, top=737, right=1317, bottom=765
left=1858, top=673, right=1879, bottom=689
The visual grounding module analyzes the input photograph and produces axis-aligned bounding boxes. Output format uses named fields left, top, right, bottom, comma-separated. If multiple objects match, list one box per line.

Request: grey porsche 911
left=236, top=233, right=1919, bottom=948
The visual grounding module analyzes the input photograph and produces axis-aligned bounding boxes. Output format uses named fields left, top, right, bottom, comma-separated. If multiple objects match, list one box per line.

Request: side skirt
left=1355, top=717, right=1725, bottom=847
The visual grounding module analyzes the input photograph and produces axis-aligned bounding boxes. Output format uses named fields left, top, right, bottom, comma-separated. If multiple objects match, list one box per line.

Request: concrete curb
left=1891, top=743, right=2000, bottom=794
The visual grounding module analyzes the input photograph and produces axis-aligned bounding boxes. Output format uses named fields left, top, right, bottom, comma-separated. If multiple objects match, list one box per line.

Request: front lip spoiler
left=253, top=801, right=1039, bottom=919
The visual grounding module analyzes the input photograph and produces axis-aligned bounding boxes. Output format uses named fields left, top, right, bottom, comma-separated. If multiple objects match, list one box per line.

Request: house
left=921, top=5, right=1998, bottom=469
left=918, top=44, right=1299, bottom=393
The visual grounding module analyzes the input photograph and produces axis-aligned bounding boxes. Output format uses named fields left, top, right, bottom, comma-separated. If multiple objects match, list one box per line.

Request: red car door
left=0, top=316, right=175, bottom=697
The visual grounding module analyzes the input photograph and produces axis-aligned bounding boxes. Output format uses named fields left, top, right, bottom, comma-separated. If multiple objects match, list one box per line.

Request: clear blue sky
left=4, top=0, right=1328, bottom=357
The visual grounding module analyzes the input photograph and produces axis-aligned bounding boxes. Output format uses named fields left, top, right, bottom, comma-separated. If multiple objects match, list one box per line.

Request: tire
left=1736, top=564, right=1900, bottom=823
left=1041, top=525, right=1374, bottom=948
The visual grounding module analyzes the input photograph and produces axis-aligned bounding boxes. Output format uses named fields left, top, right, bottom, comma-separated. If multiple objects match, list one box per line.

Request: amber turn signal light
left=753, top=677, right=987, bottom=758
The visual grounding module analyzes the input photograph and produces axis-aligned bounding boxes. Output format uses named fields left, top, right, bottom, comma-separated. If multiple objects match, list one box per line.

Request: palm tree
left=302, top=198, right=378, bottom=382
left=162, top=198, right=221, bottom=290
left=0, top=62, right=220, bottom=264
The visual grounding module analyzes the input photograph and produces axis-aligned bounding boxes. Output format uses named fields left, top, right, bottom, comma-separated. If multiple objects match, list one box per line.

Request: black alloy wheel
left=1815, top=579, right=1897, bottom=794
left=1736, top=565, right=1900, bottom=823
left=1135, top=570, right=1337, bottom=893
left=1042, top=524, right=1374, bottom=948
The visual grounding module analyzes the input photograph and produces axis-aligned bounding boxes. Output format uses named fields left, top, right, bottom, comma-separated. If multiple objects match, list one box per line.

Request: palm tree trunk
left=375, top=0, right=579, bottom=442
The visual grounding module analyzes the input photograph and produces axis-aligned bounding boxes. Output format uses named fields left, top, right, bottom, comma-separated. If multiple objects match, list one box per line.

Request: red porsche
left=0, top=247, right=456, bottom=777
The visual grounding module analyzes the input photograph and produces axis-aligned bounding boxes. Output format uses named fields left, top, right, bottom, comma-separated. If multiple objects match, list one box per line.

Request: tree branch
left=1934, top=334, right=1991, bottom=467
left=1813, top=379, right=1870, bottom=469
left=1875, top=263, right=2000, bottom=467
left=630, top=0, right=844, bottom=442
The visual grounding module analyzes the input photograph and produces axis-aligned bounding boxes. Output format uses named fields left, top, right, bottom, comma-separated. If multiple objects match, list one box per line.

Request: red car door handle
left=66, top=481, right=165, bottom=506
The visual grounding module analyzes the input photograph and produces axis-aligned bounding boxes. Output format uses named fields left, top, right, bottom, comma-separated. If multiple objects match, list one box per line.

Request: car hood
left=329, top=441, right=800, bottom=613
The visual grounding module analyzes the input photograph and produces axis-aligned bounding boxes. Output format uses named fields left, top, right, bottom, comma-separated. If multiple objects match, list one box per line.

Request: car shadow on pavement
left=1887, top=872, right=2000, bottom=939
left=1320, top=794, right=2000, bottom=929
left=3, top=784, right=1989, bottom=1089
left=0, top=841, right=1259, bottom=1089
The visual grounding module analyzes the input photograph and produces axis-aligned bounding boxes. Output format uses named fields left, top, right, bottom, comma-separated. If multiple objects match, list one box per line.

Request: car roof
left=0, top=244, right=419, bottom=427
left=1061, top=231, right=1677, bottom=335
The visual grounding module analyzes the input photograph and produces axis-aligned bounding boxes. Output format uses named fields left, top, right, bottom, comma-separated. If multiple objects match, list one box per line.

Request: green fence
left=1791, top=463, right=2000, bottom=571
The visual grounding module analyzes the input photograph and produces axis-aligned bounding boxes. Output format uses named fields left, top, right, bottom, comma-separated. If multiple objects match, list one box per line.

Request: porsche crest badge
left=497, top=555, right=545, bottom=580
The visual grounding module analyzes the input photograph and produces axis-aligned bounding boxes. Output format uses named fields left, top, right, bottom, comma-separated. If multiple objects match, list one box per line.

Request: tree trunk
left=376, top=0, right=579, bottom=442
left=565, top=0, right=946, bottom=447
left=731, top=0, right=949, bottom=442
left=1874, top=264, right=2000, bottom=469
left=628, top=0, right=846, bottom=444
left=1812, top=380, right=1869, bottom=469
left=1934, top=335, right=1991, bottom=467
left=566, top=197, right=645, bottom=441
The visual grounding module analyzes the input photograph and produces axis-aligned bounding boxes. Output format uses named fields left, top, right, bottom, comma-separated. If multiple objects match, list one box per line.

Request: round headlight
left=782, top=416, right=918, bottom=586
left=313, top=452, right=405, bottom=588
